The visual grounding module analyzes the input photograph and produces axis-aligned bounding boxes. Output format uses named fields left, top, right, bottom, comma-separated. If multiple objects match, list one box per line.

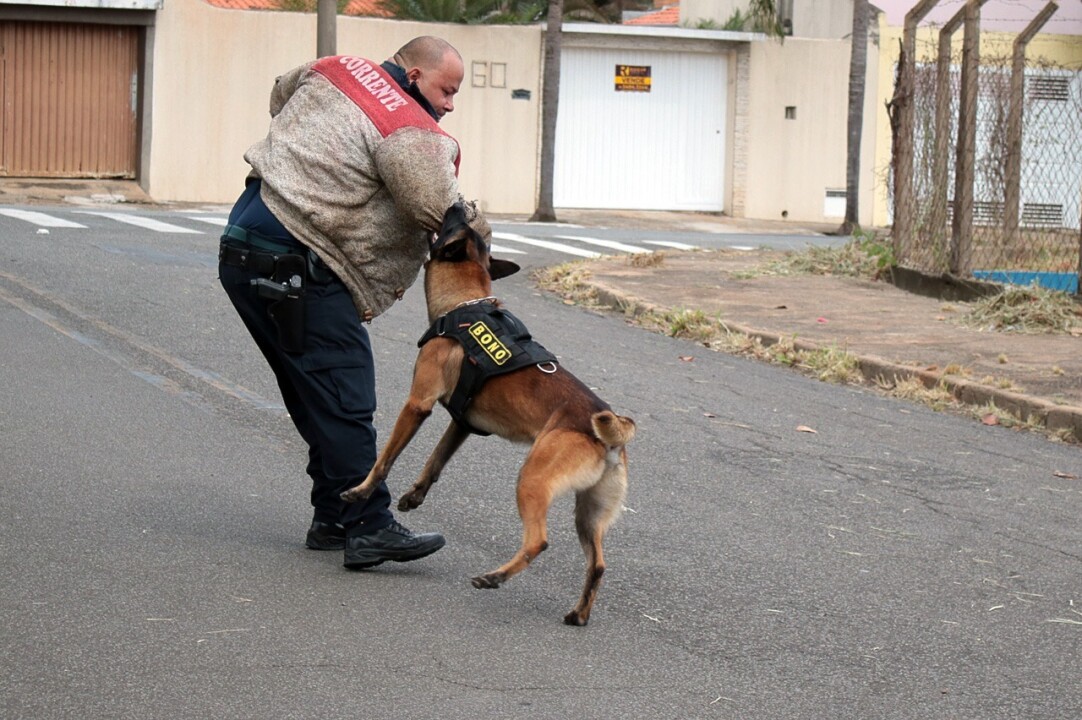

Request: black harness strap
left=418, top=302, right=558, bottom=435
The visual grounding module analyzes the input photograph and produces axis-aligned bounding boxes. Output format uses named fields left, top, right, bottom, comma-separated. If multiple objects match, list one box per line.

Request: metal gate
left=554, top=45, right=727, bottom=212
left=1, top=21, right=139, bottom=178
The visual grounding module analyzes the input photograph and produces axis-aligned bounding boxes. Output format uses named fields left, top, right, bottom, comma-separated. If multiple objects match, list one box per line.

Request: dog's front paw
left=340, top=484, right=372, bottom=503
left=470, top=572, right=504, bottom=589
left=397, top=489, right=426, bottom=512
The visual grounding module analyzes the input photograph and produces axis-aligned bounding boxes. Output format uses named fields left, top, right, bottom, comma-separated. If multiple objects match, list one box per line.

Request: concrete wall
left=145, top=0, right=542, bottom=213
left=740, top=37, right=879, bottom=225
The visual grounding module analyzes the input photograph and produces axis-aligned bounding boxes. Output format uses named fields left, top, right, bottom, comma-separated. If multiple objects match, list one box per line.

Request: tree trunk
left=530, top=0, right=563, bottom=223
left=839, top=0, right=868, bottom=236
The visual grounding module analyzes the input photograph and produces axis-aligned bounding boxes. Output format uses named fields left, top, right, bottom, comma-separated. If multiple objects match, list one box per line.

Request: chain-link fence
left=890, top=35, right=1082, bottom=295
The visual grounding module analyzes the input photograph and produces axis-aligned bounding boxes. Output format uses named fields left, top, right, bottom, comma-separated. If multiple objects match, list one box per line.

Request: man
left=218, top=37, right=489, bottom=570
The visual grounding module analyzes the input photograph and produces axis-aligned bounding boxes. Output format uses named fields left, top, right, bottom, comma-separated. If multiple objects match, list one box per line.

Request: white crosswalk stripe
left=184, top=215, right=228, bottom=227
left=492, top=232, right=601, bottom=259
left=0, top=209, right=87, bottom=228
left=555, top=234, right=651, bottom=254
left=75, top=211, right=202, bottom=234
left=0, top=209, right=680, bottom=260
left=644, top=240, right=698, bottom=250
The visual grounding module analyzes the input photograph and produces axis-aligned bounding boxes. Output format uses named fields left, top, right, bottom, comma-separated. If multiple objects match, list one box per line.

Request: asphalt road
left=1, top=205, right=1080, bottom=719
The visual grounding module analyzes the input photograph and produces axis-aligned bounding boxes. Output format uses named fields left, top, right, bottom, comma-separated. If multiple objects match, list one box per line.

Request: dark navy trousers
left=218, top=181, right=393, bottom=535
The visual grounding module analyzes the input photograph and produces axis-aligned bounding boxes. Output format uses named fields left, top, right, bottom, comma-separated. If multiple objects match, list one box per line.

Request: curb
left=583, top=279, right=1082, bottom=443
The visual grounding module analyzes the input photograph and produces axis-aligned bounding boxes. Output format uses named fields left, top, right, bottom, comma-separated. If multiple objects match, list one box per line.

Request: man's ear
left=489, top=258, right=520, bottom=280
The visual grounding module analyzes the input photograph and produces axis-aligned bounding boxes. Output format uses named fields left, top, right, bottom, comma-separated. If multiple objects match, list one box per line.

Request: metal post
left=931, top=7, right=966, bottom=265
left=317, top=0, right=337, bottom=58
left=949, top=0, right=985, bottom=277
left=894, top=0, right=941, bottom=256
left=1005, top=2, right=1059, bottom=242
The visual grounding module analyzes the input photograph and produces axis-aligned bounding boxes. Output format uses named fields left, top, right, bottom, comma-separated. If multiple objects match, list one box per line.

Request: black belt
left=219, top=225, right=337, bottom=284
left=218, top=242, right=282, bottom=275
left=220, top=224, right=300, bottom=254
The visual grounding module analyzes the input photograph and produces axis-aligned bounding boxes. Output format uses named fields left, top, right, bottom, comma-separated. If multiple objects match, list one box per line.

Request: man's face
left=408, top=52, right=464, bottom=120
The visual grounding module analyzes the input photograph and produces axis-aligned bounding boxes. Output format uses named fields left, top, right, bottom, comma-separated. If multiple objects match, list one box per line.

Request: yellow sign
left=469, top=321, right=511, bottom=365
left=615, top=64, right=651, bottom=93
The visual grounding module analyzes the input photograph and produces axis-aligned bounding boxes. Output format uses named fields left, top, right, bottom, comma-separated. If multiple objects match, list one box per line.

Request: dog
left=341, top=203, right=635, bottom=626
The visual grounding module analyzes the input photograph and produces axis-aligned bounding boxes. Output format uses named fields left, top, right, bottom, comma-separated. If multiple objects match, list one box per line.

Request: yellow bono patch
left=468, top=321, right=511, bottom=365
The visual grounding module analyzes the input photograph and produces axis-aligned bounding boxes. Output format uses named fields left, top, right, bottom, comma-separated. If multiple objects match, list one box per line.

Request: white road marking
left=489, top=243, right=526, bottom=255
left=495, top=220, right=587, bottom=229
left=555, top=234, right=651, bottom=254
left=185, top=215, right=228, bottom=226
left=644, top=240, right=698, bottom=250
left=492, top=232, right=601, bottom=259
left=0, top=209, right=87, bottom=228
left=75, top=211, right=202, bottom=234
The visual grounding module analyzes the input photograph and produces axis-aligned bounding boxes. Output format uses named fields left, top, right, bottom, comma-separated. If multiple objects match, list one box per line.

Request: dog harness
left=418, top=301, right=558, bottom=435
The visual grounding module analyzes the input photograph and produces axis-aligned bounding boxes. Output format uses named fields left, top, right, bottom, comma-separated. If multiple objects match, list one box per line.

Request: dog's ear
left=489, top=258, right=520, bottom=280
left=432, top=229, right=475, bottom=263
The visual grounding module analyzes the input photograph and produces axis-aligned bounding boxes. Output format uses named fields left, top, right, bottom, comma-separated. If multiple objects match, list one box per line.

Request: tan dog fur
left=340, top=215, right=634, bottom=626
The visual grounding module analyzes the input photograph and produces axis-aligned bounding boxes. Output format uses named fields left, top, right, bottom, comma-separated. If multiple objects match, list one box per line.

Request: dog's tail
left=591, top=410, right=636, bottom=448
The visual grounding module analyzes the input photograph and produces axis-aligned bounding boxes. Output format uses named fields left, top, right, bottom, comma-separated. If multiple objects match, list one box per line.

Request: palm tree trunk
left=531, top=0, right=563, bottom=222
left=840, top=0, right=868, bottom=235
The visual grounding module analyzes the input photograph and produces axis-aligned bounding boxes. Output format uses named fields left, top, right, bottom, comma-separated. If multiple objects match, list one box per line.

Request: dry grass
left=960, top=283, right=1082, bottom=334
left=628, top=251, right=665, bottom=268
left=971, top=401, right=1045, bottom=432
left=885, top=376, right=959, bottom=412
left=533, top=262, right=599, bottom=306
left=640, top=308, right=718, bottom=343
left=744, top=239, right=889, bottom=281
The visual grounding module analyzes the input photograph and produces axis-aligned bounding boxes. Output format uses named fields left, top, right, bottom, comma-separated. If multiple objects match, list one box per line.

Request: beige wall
left=145, top=0, right=542, bottom=213
left=740, top=37, right=878, bottom=225
left=791, top=0, right=852, bottom=40
left=144, top=0, right=882, bottom=224
left=681, top=0, right=742, bottom=28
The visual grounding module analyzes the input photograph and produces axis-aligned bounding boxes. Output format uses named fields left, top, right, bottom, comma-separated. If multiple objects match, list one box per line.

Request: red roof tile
left=343, top=0, right=391, bottom=16
left=624, top=3, right=679, bottom=26
left=203, top=0, right=391, bottom=17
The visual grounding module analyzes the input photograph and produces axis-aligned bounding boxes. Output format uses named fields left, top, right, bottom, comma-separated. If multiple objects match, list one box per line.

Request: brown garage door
left=1, top=21, right=139, bottom=178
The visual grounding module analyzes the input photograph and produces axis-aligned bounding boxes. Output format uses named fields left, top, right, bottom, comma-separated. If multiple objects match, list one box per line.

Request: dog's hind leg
left=564, top=457, right=628, bottom=626
left=471, top=430, right=603, bottom=594
left=398, top=420, right=471, bottom=512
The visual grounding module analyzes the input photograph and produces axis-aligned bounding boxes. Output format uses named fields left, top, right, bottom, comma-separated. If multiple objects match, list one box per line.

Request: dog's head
left=429, top=202, right=520, bottom=281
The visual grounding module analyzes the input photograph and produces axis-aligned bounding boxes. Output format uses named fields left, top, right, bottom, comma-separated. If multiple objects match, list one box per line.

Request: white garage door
left=554, top=46, right=727, bottom=212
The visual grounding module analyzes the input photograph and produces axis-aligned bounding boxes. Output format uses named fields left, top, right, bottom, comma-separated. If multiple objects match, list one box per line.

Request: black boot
left=306, top=521, right=346, bottom=551
left=343, top=520, right=445, bottom=570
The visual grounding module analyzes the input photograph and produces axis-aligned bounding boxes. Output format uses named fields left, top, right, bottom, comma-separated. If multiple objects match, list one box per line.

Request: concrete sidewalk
left=571, top=250, right=1082, bottom=444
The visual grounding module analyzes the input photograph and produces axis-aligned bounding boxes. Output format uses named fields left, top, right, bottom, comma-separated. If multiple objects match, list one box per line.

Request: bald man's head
left=392, top=36, right=464, bottom=120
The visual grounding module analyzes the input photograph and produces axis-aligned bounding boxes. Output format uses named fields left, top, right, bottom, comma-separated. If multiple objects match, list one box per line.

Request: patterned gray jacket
left=244, top=55, right=490, bottom=321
